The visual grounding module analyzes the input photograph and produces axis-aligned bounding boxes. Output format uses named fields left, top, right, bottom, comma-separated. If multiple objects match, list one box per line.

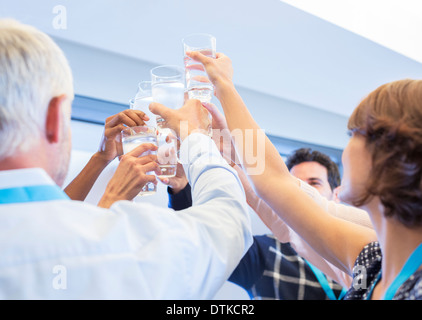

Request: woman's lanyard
left=306, top=261, right=348, bottom=300
left=367, top=243, right=422, bottom=300
left=0, top=185, right=69, bottom=204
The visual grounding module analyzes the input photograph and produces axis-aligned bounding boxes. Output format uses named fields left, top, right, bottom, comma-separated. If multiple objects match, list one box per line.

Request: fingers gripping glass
left=182, top=33, right=216, bottom=136
left=121, top=126, right=158, bottom=196
left=182, top=33, right=216, bottom=103
left=129, top=81, right=156, bottom=127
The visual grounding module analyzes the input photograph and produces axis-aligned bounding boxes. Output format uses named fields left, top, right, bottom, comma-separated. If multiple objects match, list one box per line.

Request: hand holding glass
left=183, top=33, right=216, bottom=136
left=182, top=33, right=216, bottom=103
left=156, top=129, right=178, bottom=178
left=150, top=65, right=184, bottom=178
left=121, top=126, right=158, bottom=196
left=130, top=81, right=156, bottom=127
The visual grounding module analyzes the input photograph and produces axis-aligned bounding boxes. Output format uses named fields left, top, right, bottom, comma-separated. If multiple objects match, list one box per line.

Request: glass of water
left=121, top=126, right=158, bottom=196
left=150, top=65, right=185, bottom=125
left=150, top=65, right=184, bottom=178
left=130, top=81, right=156, bottom=128
left=182, top=33, right=216, bottom=136
left=182, top=33, right=216, bottom=103
left=156, top=128, right=178, bottom=178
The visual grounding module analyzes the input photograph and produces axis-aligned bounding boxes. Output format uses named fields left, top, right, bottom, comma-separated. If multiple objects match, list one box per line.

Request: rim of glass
left=134, top=81, right=152, bottom=100
left=150, top=65, right=184, bottom=81
left=138, top=80, right=152, bottom=91
left=129, top=94, right=152, bottom=108
left=121, top=125, right=157, bottom=137
left=182, top=33, right=216, bottom=43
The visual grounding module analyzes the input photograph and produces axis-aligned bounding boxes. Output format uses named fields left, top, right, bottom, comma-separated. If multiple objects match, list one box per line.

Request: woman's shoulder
left=354, top=241, right=382, bottom=267
left=345, top=241, right=422, bottom=300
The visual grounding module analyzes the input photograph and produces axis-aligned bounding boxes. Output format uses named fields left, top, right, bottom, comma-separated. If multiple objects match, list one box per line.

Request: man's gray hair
left=0, top=19, right=74, bottom=160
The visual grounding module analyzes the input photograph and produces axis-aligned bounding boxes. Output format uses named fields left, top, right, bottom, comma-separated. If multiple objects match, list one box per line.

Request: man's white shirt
left=0, top=133, right=252, bottom=299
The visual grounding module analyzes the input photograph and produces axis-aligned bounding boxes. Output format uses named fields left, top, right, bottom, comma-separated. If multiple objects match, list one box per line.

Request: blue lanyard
left=384, top=243, right=422, bottom=300
left=0, top=185, right=69, bottom=204
left=306, top=261, right=347, bottom=300
left=366, top=243, right=422, bottom=300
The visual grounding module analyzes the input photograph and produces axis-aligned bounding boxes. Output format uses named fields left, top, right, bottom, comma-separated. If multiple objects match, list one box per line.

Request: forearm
left=64, top=152, right=111, bottom=201
left=217, top=83, right=291, bottom=192
left=97, top=192, right=116, bottom=209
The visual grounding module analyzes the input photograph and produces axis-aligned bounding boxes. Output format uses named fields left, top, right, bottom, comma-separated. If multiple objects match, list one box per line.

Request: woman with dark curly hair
left=185, top=50, right=422, bottom=300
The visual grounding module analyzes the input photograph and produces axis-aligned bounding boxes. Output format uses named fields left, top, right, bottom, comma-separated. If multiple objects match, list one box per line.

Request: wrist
left=98, top=193, right=114, bottom=209
left=98, top=190, right=128, bottom=209
left=179, top=126, right=208, bottom=141
left=169, top=181, right=188, bottom=195
left=92, top=151, right=114, bottom=166
left=214, top=80, right=236, bottom=100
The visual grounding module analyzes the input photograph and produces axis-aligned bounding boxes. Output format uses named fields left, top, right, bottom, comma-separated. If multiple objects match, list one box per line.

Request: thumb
left=187, top=50, right=209, bottom=64
left=127, top=143, right=158, bottom=158
left=202, top=102, right=226, bottom=128
left=149, top=102, right=173, bottom=120
left=202, top=102, right=219, bottom=116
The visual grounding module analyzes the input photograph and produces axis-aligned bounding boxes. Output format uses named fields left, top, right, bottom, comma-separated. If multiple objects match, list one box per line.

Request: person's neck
left=0, top=144, right=48, bottom=173
left=367, top=201, right=422, bottom=299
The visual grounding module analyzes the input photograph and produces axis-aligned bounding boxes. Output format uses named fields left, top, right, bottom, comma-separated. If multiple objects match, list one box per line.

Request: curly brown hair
left=347, top=79, right=422, bottom=228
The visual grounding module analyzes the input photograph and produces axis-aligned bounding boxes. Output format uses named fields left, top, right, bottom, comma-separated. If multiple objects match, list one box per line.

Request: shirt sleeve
left=298, top=179, right=373, bottom=229
left=167, top=184, right=192, bottom=211
left=109, top=133, right=252, bottom=299
left=228, top=236, right=264, bottom=290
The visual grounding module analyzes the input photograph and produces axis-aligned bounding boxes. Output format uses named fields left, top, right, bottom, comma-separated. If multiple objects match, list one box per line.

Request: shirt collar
left=0, top=168, right=57, bottom=189
left=0, top=168, right=70, bottom=204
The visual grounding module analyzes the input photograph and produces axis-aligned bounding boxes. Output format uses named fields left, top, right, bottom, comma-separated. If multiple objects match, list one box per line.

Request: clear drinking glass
left=156, top=128, right=178, bottom=178
left=182, top=33, right=216, bottom=135
left=130, top=81, right=156, bottom=127
left=150, top=65, right=184, bottom=178
left=121, top=126, right=158, bottom=196
left=182, top=33, right=216, bottom=103
left=150, top=65, right=185, bottom=125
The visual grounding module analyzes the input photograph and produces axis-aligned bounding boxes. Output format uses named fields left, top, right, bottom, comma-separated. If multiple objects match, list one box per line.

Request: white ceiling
left=282, top=0, right=422, bottom=64
left=1, top=0, right=422, bottom=117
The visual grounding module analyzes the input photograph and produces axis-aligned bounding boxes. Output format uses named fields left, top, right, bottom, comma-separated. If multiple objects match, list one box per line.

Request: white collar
left=0, top=168, right=56, bottom=189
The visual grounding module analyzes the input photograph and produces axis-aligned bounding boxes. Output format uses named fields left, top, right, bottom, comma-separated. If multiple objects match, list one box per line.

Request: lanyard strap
left=0, top=185, right=69, bottom=204
left=306, top=261, right=347, bottom=300
left=383, top=243, right=422, bottom=300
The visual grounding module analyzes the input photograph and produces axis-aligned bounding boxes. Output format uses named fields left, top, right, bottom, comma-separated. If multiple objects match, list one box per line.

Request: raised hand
left=186, top=51, right=234, bottom=99
left=98, top=109, right=149, bottom=163
left=98, top=143, right=160, bottom=208
left=149, top=99, right=209, bottom=141
left=158, top=162, right=188, bottom=195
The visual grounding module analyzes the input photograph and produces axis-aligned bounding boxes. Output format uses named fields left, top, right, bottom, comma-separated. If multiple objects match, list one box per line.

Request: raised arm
left=188, top=51, right=377, bottom=276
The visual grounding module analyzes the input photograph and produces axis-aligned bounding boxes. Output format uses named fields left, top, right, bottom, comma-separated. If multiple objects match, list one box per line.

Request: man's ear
left=45, top=95, right=67, bottom=144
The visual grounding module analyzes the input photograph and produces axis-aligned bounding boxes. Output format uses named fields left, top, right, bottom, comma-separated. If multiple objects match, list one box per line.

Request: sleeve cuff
left=167, top=184, right=193, bottom=211
left=179, top=133, right=229, bottom=185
